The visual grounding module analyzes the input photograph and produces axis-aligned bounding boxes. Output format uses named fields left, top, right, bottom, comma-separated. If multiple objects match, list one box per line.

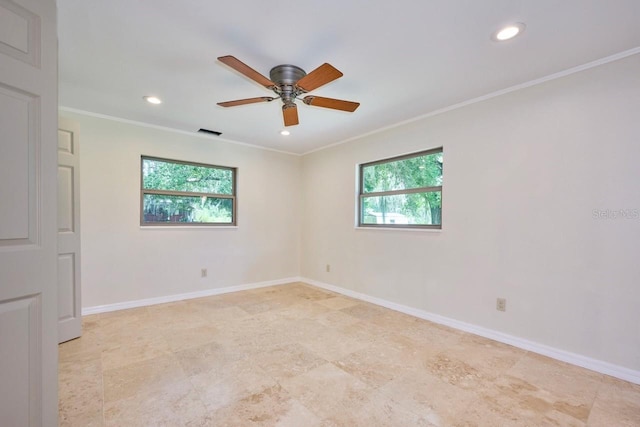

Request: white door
left=57, top=118, right=81, bottom=343
left=0, top=0, right=59, bottom=425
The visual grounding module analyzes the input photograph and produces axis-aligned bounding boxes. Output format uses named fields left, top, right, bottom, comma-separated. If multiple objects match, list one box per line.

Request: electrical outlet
left=496, top=298, right=506, bottom=312
left=201, top=268, right=207, bottom=278
left=326, top=264, right=331, bottom=273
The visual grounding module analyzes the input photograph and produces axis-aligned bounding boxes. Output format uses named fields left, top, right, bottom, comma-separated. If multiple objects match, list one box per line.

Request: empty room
left=1, top=0, right=639, bottom=426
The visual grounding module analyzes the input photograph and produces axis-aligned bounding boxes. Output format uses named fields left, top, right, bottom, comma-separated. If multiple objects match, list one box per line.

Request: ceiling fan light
left=492, top=23, right=525, bottom=41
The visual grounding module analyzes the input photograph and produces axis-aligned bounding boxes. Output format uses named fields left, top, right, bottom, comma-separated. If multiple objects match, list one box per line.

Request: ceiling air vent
left=198, top=128, right=222, bottom=136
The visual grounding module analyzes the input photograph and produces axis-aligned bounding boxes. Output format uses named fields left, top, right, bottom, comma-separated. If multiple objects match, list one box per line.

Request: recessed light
left=143, top=96, right=162, bottom=105
left=280, top=130, right=290, bottom=136
left=492, top=23, right=525, bottom=41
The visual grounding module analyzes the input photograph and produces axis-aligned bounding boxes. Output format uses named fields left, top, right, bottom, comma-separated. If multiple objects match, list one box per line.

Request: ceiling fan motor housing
left=270, top=64, right=307, bottom=104
left=269, top=64, right=306, bottom=85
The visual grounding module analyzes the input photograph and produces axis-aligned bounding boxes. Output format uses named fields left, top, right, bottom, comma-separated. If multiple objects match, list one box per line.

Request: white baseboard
left=302, top=277, right=640, bottom=385
left=82, top=276, right=302, bottom=315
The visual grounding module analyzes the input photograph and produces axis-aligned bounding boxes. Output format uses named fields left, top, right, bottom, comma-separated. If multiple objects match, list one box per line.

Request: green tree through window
left=141, top=156, right=236, bottom=225
left=359, top=148, right=442, bottom=228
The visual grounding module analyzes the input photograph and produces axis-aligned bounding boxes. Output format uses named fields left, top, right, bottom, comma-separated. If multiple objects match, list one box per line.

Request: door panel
left=57, top=118, right=82, bottom=343
left=57, top=165, right=74, bottom=232
left=57, top=253, right=76, bottom=322
left=0, top=295, right=41, bottom=426
left=0, top=0, right=39, bottom=66
left=0, top=84, right=36, bottom=244
left=0, top=0, right=58, bottom=425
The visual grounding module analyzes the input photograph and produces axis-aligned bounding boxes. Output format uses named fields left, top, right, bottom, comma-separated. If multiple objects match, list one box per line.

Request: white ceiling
left=58, top=0, right=640, bottom=155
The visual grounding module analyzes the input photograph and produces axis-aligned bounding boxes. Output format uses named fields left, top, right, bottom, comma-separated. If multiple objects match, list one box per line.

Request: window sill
left=140, top=225, right=238, bottom=230
left=355, top=226, right=442, bottom=232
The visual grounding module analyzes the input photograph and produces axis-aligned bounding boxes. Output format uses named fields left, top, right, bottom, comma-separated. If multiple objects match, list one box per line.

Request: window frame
left=140, top=155, right=237, bottom=227
left=358, top=147, right=443, bottom=230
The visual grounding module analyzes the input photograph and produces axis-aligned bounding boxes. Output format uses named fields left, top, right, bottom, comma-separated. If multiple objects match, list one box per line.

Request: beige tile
left=97, top=309, right=170, bottom=353
left=380, top=369, right=546, bottom=427
left=242, top=308, right=291, bottom=325
left=506, top=353, right=603, bottom=412
left=336, top=318, right=388, bottom=344
left=251, top=284, right=301, bottom=298
left=276, top=300, right=333, bottom=319
left=271, top=399, right=323, bottom=427
left=340, top=302, right=389, bottom=320
left=184, top=295, right=236, bottom=310
left=334, top=335, right=433, bottom=388
left=212, top=289, right=268, bottom=306
left=175, top=340, right=246, bottom=377
left=299, top=327, right=372, bottom=361
left=103, top=353, right=186, bottom=403
left=195, top=305, right=251, bottom=324
left=313, top=309, right=361, bottom=328
left=215, top=319, right=295, bottom=357
left=97, top=307, right=151, bottom=335
left=143, top=304, right=211, bottom=332
left=481, top=374, right=590, bottom=426
left=376, top=331, right=445, bottom=363
left=82, top=314, right=101, bottom=331
left=315, top=295, right=361, bottom=310
left=419, top=334, right=524, bottom=392
left=253, top=342, right=327, bottom=379
left=189, top=397, right=322, bottom=427
left=291, top=286, right=336, bottom=301
left=363, top=307, right=420, bottom=333
left=161, top=324, right=219, bottom=352
left=424, top=352, right=496, bottom=390
left=104, top=378, right=207, bottom=427
left=280, top=363, right=374, bottom=419
left=238, top=296, right=296, bottom=315
left=189, top=359, right=279, bottom=412
left=210, top=384, right=322, bottom=427
left=101, top=334, right=173, bottom=370
left=398, top=318, right=464, bottom=348
left=59, top=406, right=104, bottom=427
left=476, top=352, right=603, bottom=425
left=277, top=317, right=330, bottom=342
left=59, top=357, right=104, bottom=425
left=322, top=389, right=436, bottom=427
left=380, top=369, right=478, bottom=425
left=587, top=377, right=640, bottom=426
left=58, top=329, right=106, bottom=362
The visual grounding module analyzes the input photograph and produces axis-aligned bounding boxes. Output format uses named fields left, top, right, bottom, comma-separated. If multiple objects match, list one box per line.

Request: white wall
left=60, top=112, right=301, bottom=308
left=300, top=54, right=640, bottom=371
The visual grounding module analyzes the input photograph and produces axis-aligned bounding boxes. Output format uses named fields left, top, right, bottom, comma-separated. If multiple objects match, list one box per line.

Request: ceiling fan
left=217, top=55, right=360, bottom=127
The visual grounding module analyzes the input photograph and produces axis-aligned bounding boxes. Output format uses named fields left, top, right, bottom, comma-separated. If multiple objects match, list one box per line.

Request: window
left=358, top=147, right=443, bottom=229
left=141, top=156, right=237, bottom=226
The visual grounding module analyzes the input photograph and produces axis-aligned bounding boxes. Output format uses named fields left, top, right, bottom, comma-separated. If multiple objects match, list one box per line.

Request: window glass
left=141, top=156, right=236, bottom=226
left=142, top=158, right=233, bottom=194
left=362, top=152, right=442, bottom=193
left=359, top=148, right=442, bottom=229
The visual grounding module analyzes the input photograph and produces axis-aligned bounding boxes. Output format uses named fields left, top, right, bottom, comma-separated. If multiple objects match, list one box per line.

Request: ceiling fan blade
left=296, top=63, right=343, bottom=92
left=303, top=96, right=360, bottom=112
left=217, top=97, right=275, bottom=107
left=282, top=104, right=299, bottom=127
left=218, top=55, right=275, bottom=88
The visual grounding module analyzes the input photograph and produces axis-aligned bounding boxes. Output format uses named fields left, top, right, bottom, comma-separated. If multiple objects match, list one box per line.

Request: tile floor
left=58, top=282, right=640, bottom=426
